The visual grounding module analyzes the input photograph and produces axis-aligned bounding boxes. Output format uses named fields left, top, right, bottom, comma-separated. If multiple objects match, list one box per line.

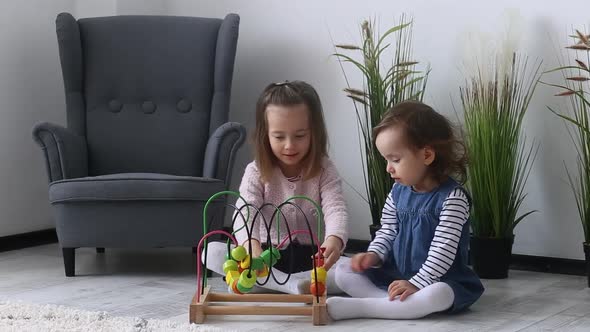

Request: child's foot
left=256, top=275, right=310, bottom=294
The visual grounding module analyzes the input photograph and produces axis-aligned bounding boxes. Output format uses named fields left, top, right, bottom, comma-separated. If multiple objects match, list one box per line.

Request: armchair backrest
left=55, top=13, right=239, bottom=176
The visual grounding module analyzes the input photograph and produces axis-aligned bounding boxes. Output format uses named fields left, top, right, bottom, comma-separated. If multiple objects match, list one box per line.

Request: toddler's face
left=375, top=126, right=434, bottom=191
left=266, top=103, right=311, bottom=176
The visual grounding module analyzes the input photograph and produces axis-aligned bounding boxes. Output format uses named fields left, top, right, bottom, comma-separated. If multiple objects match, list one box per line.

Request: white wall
left=3, top=0, right=589, bottom=261
left=165, top=0, right=590, bottom=260
left=0, top=0, right=74, bottom=236
left=0, top=0, right=163, bottom=237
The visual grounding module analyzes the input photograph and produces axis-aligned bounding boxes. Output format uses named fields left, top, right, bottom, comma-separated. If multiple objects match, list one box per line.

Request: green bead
left=238, top=270, right=257, bottom=288
left=260, top=247, right=281, bottom=267
left=223, top=260, right=239, bottom=274
left=270, top=247, right=281, bottom=265
left=251, top=257, right=265, bottom=271
left=231, top=246, right=247, bottom=261
left=236, top=281, right=253, bottom=293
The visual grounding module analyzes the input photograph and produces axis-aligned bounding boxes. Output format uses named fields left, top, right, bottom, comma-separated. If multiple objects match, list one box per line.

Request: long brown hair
left=253, top=81, right=328, bottom=183
left=373, top=100, right=467, bottom=183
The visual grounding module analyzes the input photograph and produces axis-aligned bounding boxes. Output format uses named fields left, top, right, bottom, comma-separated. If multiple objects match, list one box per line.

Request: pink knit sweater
left=233, top=157, right=348, bottom=248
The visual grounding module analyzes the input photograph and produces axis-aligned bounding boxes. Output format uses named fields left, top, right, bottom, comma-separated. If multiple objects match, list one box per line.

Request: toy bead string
left=226, top=195, right=324, bottom=259
left=197, top=202, right=258, bottom=293
left=202, top=191, right=249, bottom=289
left=200, top=192, right=326, bottom=302
left=227, top=201, right=304, bottom=287
left=242, top=201, right=320, bottom=287
left=232, top=198, right=324, bottom=302
left=280, top=195, right=324, bottom=244
left=202, top=191, right=249, bottom=235
left=276, top=230, right=321, bottom=251
left=196, top=230, right=237, bottom=302
left=201, top=201, right=270, bottom=291
left=228, top=203, right=292, bottom=287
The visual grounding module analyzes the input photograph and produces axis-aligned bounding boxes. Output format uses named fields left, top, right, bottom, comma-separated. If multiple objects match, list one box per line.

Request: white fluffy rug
left=0, top=301, right=232, bottom=332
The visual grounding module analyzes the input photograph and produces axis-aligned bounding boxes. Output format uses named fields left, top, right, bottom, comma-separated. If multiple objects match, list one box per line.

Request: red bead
left=314, top=247, right=326, bottom=267
left=314, top=255, right=324, bottom=267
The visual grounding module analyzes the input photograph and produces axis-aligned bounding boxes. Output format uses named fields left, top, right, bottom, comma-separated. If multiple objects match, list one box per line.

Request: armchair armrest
left=203, top=122, right=246, bottom=186
left=32, top=122, right=88, bottom=182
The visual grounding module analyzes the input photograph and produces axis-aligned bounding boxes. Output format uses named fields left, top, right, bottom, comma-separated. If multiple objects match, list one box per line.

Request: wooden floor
left=1, top=244, right=589, bottom=331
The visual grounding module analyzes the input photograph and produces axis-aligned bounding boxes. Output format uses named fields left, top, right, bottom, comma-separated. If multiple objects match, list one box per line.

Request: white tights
left=326, top=262, right=454, bottom=320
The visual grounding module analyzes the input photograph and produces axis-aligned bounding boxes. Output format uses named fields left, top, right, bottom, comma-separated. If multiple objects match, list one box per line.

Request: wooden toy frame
left=189, top=286, right=328, bottom=325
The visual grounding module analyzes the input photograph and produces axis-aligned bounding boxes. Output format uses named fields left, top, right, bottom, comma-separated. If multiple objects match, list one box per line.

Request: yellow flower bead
left=226, top=270, right=239, bottom=286
left=310, top=267, right=327, bottom=283
left=240, top=254, right=251, bottom=269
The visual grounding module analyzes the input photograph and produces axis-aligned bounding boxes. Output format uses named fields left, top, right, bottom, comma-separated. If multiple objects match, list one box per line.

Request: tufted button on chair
left=32, top=12, right=245, bottom=276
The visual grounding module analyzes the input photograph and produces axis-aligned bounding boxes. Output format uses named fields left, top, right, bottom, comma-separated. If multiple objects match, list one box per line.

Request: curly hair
left=373, top=100, right=467, bottom=184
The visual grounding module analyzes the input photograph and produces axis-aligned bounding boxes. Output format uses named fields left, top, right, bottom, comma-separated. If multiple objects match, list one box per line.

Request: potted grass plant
left=333, top=16, right=429, bottom=239
left=460, top=53, right=541, bottom=279
left=544, top=29, right=590, bottom=287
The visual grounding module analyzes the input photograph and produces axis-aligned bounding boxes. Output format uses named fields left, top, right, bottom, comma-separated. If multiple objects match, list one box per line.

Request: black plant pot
left=369, top=224, right=381, bottom=240
left=470, top=236, right=514, bottom=279
left=584, top=243, right=590, bottom=288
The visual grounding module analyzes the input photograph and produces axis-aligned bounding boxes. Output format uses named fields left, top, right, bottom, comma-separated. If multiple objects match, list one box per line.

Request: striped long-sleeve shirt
left=367, top=186, right=470, bottom=289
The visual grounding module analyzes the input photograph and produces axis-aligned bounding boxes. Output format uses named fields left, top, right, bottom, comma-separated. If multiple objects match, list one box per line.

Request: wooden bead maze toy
left=190, top=191, right=329, bottom=325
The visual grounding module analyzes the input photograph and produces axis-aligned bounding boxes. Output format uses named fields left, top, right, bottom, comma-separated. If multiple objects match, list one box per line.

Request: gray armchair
left=32, top=13, right=245, bottom=276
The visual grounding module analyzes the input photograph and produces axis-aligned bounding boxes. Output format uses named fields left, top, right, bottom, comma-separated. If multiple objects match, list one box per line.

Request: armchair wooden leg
left=96, top=247, right=105, bottom=253
left=62, top=248, right=75, bottom=277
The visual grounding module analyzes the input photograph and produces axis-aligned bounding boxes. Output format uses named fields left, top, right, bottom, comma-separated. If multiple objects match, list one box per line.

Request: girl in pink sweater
left=205, top=80, right=349, bottom=294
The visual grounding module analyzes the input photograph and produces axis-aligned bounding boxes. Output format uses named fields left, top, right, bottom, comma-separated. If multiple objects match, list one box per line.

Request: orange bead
left=257, top=265, right=269, bottom=277
left=310, top=282, right=326, bottom=295
left=231, top=280, right=242, bottom=294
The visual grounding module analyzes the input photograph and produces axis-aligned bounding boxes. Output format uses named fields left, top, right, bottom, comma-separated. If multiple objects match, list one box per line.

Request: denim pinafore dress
left=366, top=177, right=484, bottom=312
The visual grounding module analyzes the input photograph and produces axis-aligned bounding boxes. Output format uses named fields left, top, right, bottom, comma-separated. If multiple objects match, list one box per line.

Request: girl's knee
left=333, top=260, right=357, bottom=287
left=333, top=260, right=353, bottom=280
left=420, top=282, right=454, bottom=310
left=431, top=282, right=454, bottom=297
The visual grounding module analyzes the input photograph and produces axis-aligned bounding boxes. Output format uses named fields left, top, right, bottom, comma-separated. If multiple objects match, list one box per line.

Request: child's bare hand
left=320, top=236, right=343, bottom=270
left=243, top=239, right=263, bottom=258
left=350, top=252, right=381, bottom=272
left=388, top=280, right=418, bottom=301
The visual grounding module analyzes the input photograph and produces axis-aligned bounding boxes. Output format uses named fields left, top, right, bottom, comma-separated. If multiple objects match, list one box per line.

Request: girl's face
left=266, top=103, right=311, bottom=177
left=375, top=126, right=437, bottom=192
